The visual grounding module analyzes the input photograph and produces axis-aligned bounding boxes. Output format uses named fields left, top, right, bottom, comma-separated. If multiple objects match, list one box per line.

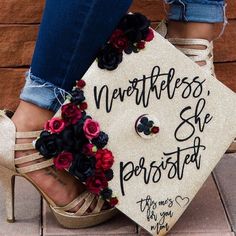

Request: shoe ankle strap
left=16, top=130, right=43, bottom=139
left=156, top=20, right=215, bottom=77
left=16, top=159, right=54, bottom=174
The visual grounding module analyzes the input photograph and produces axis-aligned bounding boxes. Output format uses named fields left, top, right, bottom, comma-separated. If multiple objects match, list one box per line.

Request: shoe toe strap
left=92, top=198, right=105, bottom=214
left=53, top=191, right=105, bottom=215
left=74, top=193, right=96, bottom=216
left=54, top=191, right=90, bottom=212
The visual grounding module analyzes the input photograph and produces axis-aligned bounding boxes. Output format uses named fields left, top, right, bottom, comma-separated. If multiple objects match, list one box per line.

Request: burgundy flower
left=151, top=126, right=159, bottom=134
left=61, top=103, right=82, bottom=125
left=109, top=197, right=119, bottom=207
left=83, top=143, right=97, bottom=156
left=76, top=80, right=86, bottom=89
left=53, top=152, right=73, bottom=170
left=80, top=102, right=88, bottom=110
left=137, top=41, right=146, bottom=49
left=110, top=29, right=128, bottom=50
left=83, top=118, right=100, bottom=140
left=145, top=28, right=154, bottom=42
left=44, top=117, right=66, bottom=133
left=86, top=171, right=108, bottom=195
left=95, top=149, right=114, bottom=171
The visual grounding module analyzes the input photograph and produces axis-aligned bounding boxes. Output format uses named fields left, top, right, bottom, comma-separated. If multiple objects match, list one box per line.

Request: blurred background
left=0, top=0, right=235, bottom=111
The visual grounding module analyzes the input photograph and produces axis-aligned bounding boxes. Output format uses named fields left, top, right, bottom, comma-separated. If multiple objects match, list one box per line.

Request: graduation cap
left=81, top=18, right=236, bottom=236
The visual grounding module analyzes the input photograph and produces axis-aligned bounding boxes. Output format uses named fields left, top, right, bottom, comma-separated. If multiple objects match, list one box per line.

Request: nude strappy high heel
left=156, top=20, right=236, bottom=154
left=0, top=109, right=117, bottom=228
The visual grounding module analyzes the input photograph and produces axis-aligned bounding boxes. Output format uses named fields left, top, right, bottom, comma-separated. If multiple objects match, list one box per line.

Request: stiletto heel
left=0, top=109, right=117, bottom=228
left=0, top=167, right=17, bottom=223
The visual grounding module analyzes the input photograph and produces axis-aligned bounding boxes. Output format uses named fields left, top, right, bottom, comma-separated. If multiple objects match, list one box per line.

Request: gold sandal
left=0, top=109, right=117, bottom=228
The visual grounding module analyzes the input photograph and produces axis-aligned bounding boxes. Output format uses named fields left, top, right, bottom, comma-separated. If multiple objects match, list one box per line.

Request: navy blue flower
left=35, top=131, right=61, bottom=159
left=69, top=154, right=96, bottom=182
left=137, top=117, right=154, bottom=135
left=92, top=131, right=109, bottom=149
left=100, top=188, right=113, bottom=200
left=70, top=88, right=85, bottom=105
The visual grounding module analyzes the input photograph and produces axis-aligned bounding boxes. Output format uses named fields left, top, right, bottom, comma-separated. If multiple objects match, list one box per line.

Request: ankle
left=166, top=21, right=215, bottom=42
left=12, top=101, right=54, bottom=131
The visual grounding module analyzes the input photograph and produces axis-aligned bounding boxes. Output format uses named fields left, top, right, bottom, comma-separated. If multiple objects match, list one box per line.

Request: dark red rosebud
left=110, top=29, right=128, bottom=50
left=109, top=197, right=118, bottom=207
left=53, top=152, right=73, bottom=170
left=145, top=28, right=154, bottom=42
left=86, top=171, right=108, bottom=195
left=137, top=41, right=146, bottom=49
left=80, top=102, right=88, bottom=110
left=76, top=80, right=86, bottom=89
left=82, top=143, right=97, bottom=156
left=61, top=103, right=82, bottom=125
left=151, top=126, right=159, bottom=134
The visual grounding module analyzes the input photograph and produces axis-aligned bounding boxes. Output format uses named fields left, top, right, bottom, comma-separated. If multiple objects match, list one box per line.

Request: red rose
left=76, top=80, right=86, bottom=89
left=137, top=41, right=146, bottom=49
left=61, top=103, right=82, bottom=125
left=95, top=149, right=114, bottom=171
left=109, top=197, right=119, bottom=207
left=83, top=143, right=97, bottom=156
left=83, top=118, right=100, bottom=140
left=86, top=171, right=108, bottom=195
left=145, top=28, right=154, bottom=42
left=44, top=117, right=65, bottom=133
left=53, top=152, right=73, bottom=170
left=110, top=29, right=128, bottom=50
left=80, top=102, right=88, bottom=110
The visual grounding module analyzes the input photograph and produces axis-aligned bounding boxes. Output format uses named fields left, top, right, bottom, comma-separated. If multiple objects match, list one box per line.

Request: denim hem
left=168, top=2, right=225, bottom=23
left=20, top=68, right=69, bottom=112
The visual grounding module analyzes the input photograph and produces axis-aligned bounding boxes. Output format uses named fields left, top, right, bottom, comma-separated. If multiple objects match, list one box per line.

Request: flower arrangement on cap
left=34, top=12, right=155, bottom=207
left=35, top=79, right=118, bottom=207
left=97, top=12, right=154, bottom=71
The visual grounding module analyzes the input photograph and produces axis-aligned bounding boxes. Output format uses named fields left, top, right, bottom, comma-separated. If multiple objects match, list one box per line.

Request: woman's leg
left=12, top=0, right=132, bottom=208
left=164, top=0, right=225, bottom=66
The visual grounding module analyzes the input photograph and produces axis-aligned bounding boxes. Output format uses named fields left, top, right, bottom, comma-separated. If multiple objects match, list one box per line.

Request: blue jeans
left=20, top=0, right=226, bottom=112
left=165, top=0, right=226, bottom=23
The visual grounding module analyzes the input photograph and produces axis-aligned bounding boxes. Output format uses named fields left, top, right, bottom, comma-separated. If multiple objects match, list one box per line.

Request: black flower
left=69, top=154, right=96, bottom=182
left=118, top=13, right=150, bottom=43
left=57, top=126, right=76, bottom=152
left=137, top=116, right=154, bottom=135
left=35, top=131, right=60, bottom=159
left=97, top=43, right=123, bottom=71
left=91, top=131, right=109, bottom=149
left=70, top=88, right=85, bottom=105
left=104, top=169, right=114, bottom=181
left=58, top=123, right=89, bottom=152
left=124, top=42, right=139, bottom=55
left=100, top=188, right=113, bottom=200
